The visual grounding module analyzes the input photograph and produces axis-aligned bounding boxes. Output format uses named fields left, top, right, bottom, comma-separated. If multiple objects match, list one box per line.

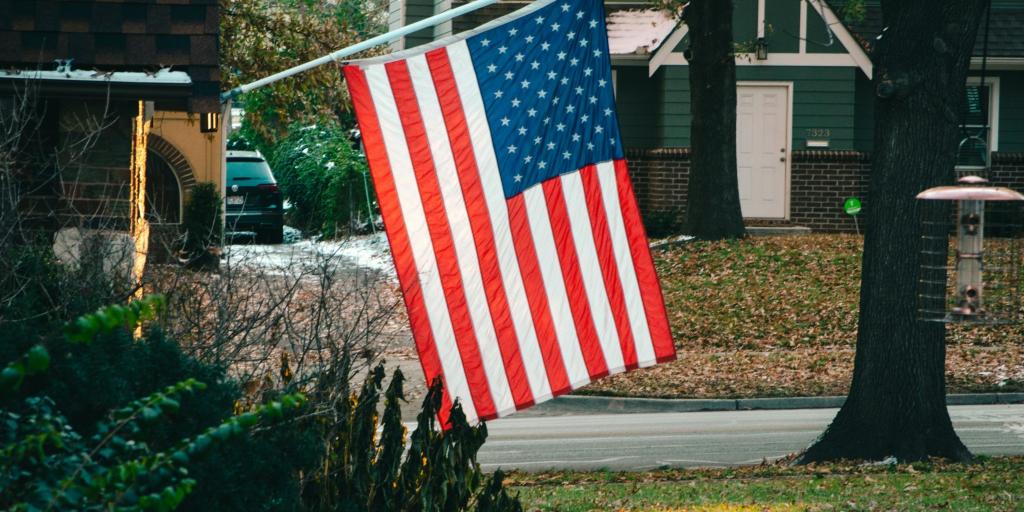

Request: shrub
left=0, top=297, right=307, bottom=511
left=179, top=182, right=223, bottom=269
left=268, top=122, right=376, bottom=238
left=302, top=361, right=522, bottom=512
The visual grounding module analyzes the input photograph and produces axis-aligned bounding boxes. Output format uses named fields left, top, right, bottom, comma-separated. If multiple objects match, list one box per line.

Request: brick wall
left=625, top=149, right=1024, bottom=235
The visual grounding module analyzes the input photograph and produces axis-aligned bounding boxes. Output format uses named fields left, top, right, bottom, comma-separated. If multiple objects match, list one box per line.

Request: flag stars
left=538, top=161, right=547, bottom=169
left=514, top=53, right=524, bottom=62
left=524, top=154, right=532, bottom=163
left=581, top=114, right=589, bottom=123
left=547, top=71, right=557, bottom=80
left=552, top=96, right=560, bottom=104
left=563, top=151, right=571, bottom=160
left=561, top=3, right=570, bottom=11
left=560, top=77, right=569, bottom=85
left=530, top=61, right=540, bottom=70
left=546, top=142, right=556, bottom=150
left=509, top=27, right=518, bottom=36
left=534, top=136, right=542, bottom=145
left=587, top=142, right=595, bottom=150
left=589, top=19, right=598, bottom=28
left=565, top=105, right=575, bottom=114
left=527, top=108, right=537, bottom=117
left=498, top=45, right=507, bottom=54
left=593, top=49, right=602, bottom=57
left=514, top=173, right=523, bottom=182
left=535, top=15, right=545, bottom=24
left=580, top=38, right=588, bottom=47
left=543, top=117, right=550, bottom=125
left=541, top=42, right=551, bottom=51
left=525, top=35, right=534, bottom=43
left=567, top=31, right=576, bottom=40
left=583, top=67, right=592, bottom=77
left=589, top=95, right=597, bottom=104
left=595, top=125, right=604, bottom=134
left=504, top=71, right=514, bottom=80
left=598, top=79, right=607, bottom=87
left=556, top=122, right=566, bottom=131
left=517, top=126, right=527, bottom=135
left=537, top=90, right=547, bottom=98
left=495, top=90, right=504, bottom=99
left=557, top=51, right=567, bottom=61
left=480, top=38, right=490, bottom=47
left=572, top=133, right=580, bottom=142
left=507, top=144, right=517, bottom=154
left=576, top=10, right=585, bottom=19
left=551, top=22, right=560, bottom=31
left=511, top=98, right=521, bottom=107
left=570, top=58, right=579, bottom=66
left=604, top=107, right=613, bottom=117
left=574, top=86, right=584, bottom=95
left=500, top=116, right=510, bottom=126
left=487, top=64, right=497, bottom=73
left=520, top=79, right=531, bottom=89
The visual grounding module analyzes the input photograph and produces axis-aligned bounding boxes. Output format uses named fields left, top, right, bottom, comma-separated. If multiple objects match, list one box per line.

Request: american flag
left=343, top=0, right=675, bottom=425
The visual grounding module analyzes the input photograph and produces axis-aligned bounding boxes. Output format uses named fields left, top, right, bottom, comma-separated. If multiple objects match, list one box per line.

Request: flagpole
left=221, top=0, right=502, bottom=102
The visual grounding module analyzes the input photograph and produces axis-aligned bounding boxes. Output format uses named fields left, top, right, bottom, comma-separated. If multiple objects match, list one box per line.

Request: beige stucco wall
left=149, top=110, right=225, bottom=195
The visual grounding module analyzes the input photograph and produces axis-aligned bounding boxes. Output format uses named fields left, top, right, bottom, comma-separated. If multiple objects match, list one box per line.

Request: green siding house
left=387, top=0, right=1024, bottom=232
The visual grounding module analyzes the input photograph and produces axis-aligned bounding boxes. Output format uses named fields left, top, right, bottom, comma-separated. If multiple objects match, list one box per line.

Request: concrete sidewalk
left=515, top=392, right=1024, bottom=417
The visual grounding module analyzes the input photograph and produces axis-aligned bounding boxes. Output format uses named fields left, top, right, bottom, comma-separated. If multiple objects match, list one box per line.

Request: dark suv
left=225, top=151, right=284, bottom=244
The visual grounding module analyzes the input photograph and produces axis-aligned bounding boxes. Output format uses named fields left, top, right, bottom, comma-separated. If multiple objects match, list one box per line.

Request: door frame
left=735, top=81, right=793, bottom=220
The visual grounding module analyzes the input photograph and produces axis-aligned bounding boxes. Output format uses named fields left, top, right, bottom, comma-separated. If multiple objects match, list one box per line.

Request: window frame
left=957, top=76, right=1000, bottom=169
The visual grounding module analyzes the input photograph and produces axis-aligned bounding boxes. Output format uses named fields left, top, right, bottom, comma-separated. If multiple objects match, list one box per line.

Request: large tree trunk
left=799, top=0, right=987, bottom=464
left=682, top=0, right=746, bottom=240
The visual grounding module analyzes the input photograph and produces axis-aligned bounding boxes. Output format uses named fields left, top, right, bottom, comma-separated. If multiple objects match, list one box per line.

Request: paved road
left=476, top=404, right=1024, bottom=471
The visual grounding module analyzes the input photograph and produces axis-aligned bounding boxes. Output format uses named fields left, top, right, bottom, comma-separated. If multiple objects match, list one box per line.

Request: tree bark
left=682, top=0, right=746, bottom=240
left=799, top=0, right=987, bottom=464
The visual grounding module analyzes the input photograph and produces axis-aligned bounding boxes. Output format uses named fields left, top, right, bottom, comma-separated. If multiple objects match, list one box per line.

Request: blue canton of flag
left=468, top=0, right=623, bottom=198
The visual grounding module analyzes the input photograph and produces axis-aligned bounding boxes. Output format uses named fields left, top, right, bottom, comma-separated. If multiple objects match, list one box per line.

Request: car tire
left=257, top=226, right=284, bottom=244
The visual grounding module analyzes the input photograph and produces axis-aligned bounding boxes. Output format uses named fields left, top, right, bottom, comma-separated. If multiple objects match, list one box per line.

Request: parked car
left=225, top=150, right=284, bottom=244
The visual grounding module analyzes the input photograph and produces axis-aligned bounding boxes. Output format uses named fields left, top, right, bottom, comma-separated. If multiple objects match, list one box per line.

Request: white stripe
left=559, top=172, right=626, bottom=373
left=364, top=65, right=478, bottom=424
left=406, top=55, right=516, bottom=417
left=596, top=161, right=657, bottom=366
left=522, top=185, right=592, bottom=388
left=448, top=41, right=556, bottom=402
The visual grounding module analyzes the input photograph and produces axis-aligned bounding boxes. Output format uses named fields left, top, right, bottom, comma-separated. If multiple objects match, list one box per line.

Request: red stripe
left=343, top=65, right=454, bottom=426
left=579, top=166, right=639, bottom=369
left=425, top=48, right=535, bottom=410
left=541, top=178, right=610, bottom=379
left=506, top=194, right=572, bottom=396
left=613, top=160, right=676, bottom=362
left=385, top=60, right=499, bottom=420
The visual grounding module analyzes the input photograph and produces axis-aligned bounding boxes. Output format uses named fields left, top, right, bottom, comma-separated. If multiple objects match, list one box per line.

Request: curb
left=517, top=392, right=1024, bottom=417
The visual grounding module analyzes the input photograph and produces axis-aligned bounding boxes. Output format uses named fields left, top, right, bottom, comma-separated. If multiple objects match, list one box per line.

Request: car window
left=227, top=158, right=275, bottom=182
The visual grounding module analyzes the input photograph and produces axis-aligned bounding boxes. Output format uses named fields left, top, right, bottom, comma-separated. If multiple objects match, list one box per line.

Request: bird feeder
left=917, top=175, right=1024, bottom=324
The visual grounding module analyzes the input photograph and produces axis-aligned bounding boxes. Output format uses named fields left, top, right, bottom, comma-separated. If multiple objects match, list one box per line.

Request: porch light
left=755, top=37, right=768, bottom=60
left=916, top=175, right=1024, bottom=324
left=200, top=112, right=220, bottom=133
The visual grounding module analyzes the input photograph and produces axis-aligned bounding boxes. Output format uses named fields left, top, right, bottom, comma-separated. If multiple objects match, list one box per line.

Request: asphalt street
left=476, top=404, right=1024, bottom=471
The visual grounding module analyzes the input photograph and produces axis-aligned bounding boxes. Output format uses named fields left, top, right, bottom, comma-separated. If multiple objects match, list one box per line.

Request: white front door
left=736, top=84, right=789, bottom=219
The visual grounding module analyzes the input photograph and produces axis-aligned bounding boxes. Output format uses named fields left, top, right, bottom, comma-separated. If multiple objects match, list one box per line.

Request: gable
left=648, top=0, right=872, bottom=79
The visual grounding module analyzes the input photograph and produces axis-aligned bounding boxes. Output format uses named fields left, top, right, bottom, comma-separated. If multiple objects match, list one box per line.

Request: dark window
left=227, top=158, right=275, bottom=183
left=957, top=83, right=993, bottom=168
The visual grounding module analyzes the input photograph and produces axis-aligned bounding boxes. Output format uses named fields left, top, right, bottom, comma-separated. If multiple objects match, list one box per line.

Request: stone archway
left=146, top=135, right=196, bottom=224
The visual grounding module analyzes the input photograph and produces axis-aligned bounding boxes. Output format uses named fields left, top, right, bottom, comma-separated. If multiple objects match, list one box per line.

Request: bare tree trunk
left=682, top=0, right=745, bottom=240
left=799, top=0, right=987, bottom=464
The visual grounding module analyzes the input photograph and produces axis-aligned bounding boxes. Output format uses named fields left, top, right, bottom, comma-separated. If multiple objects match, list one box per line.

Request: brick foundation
left=625, top=149, right=1024, bottom=234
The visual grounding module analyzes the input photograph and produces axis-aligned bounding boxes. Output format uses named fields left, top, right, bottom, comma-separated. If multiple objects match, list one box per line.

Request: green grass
left=509, top=457, right=1024, bottom=511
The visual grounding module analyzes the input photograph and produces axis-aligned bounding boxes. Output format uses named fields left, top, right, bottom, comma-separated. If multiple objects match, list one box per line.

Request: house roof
left=605, top=9, right=678, bottom=56
left=0, top=0, right=220, bottom=113
left=837, top=2, right=1024, bottom=58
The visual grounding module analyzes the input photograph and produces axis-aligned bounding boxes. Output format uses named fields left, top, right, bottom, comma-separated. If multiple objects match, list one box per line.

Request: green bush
left=302, top=361, right=522, bottom=512
left=268, top=122, right=376, bottom=238
left=179, top=182, right=223, bottom=269
left=1, top=297, right=307, bottom=511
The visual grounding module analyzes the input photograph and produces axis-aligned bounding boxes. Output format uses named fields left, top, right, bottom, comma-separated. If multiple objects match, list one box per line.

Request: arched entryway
left=145, top=135, right=196, bottom=224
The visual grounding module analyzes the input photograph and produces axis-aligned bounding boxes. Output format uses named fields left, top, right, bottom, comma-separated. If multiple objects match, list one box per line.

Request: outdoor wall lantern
left=916, top=175, right=1024, bottom=324
left=200, top=112, right=220, bottom=133
left=755, top=37, right=768, bottom=60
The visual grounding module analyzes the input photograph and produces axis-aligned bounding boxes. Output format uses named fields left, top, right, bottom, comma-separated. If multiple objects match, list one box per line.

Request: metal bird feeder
left=917, top=175, right=1024, bottom=324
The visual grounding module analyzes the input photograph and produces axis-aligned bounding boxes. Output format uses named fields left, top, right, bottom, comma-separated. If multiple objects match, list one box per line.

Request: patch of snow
left=325, top=161, right=336, bottom=169
left=224, top=231, right=394, bottom=278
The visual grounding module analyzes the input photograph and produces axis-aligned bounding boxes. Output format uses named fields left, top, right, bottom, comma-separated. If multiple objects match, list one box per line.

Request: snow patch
left=225, top=232, right=394, bottom=278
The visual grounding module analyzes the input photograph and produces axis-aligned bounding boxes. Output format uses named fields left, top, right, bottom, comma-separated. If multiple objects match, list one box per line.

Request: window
left=956, top=77, right=999, bottom=169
